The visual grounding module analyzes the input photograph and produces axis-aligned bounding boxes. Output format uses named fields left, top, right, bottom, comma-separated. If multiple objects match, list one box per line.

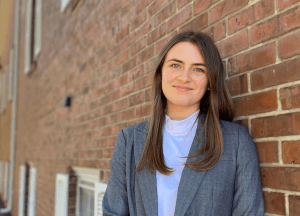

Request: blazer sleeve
left=231, top=125, right=265, bottom=215
left=102, top=129, right=130, bottom=216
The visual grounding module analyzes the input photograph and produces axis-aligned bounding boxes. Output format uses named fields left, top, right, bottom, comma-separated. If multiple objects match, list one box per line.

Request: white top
left=156, top=109, right=200, bottom=216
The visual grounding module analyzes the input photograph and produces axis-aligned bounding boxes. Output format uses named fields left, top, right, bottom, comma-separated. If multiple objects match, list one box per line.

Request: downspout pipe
left=0, top=0, right=19, bottom=214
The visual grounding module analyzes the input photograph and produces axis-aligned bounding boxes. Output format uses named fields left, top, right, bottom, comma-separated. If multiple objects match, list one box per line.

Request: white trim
left=8, top=48, right=14, bottom=101
left=94, top=182, right=107, bottom=216
left=0, top=161, right=2, bottom=193
left=2, top=71, right=7, bottom=113
left=55, top=173, right=69, bottom=216
left=24, top=0, right=33, bottom=74
left=18, top=165, right=26, bottom=216
left=4, top=162, right=8, bottom=200
left=33, top=0, right=42, bottom=61
left=72, top=166, right=101, bottom=184
left=61, top=0, right=71, bottom=12
left=28, top=166, right=37, bottom=216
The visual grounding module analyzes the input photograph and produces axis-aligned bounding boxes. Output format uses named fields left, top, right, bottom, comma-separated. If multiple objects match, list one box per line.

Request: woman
left=102, top=30, right=264, bottom=215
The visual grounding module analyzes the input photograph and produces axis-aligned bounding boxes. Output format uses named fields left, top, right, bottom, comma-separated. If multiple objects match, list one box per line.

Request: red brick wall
left=11, top=0, right=300, bottom=215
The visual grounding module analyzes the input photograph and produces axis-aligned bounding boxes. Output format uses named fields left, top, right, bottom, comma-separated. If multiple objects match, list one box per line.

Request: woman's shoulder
left=121, top=118, right=150, bottom=135
left=219, top=119, right=251, bottom=142
left=220, top=118, right=248, bottom=132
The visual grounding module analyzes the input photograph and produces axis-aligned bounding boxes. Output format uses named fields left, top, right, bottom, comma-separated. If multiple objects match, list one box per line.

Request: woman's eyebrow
left=166, top=58, right=206, bottom=67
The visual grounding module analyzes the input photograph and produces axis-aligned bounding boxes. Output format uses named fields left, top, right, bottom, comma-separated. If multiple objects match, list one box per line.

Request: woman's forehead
left=165, top=42, right=205, bottom=64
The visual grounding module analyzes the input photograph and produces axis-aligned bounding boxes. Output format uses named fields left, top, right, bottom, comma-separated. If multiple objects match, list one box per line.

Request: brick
left=260, top=167, right=300, bottom=191
left=136, top=72, right=154, bottom=90
left=282, top=141, right=300, bottom=164
left=226, top=73, right=248, bottom=96
left=166, top=5, right=192, bottom=33
left=120, top=81, right=135, bottom=97
left=289, top=195, right=300, bottom=216
left=228, top=0, right=274, bottom=35
left=148, top=0, right=168, bottom=17
left=216, top=30, right=249, bottom=58
left=116, top=24, right=129, bottom=43
left=128, top=65, right=144, bottom=82
left=109, top=89, right=121, bottom=102
left=131, top=8, right=147, bottom=30
left=144, top=57, right=157, bottom=74
left=122, top=56, right=137, bottom=73
left=209, top=0, right=249, bottom=24
left=250, top=6, right=300, bottom=46
left=154, top=30, right=178, bottom=54
left=279, top=30, right=300, bottom=59
left=136, top=45, right=154, bottom=65
left=136, top=0, right=152, bottom=14
left=121, top=2, right=131, bottom=16
left=116, top=49, right=130, bottom=65
left=121, top=108, right=135, bottom=121
left=154, top=1, right=176, bottom=27
left=228, top=42, right=276, bottom=76
left=280, top=84, right=300, bottom=110
left=263, top=191, right=286, bottom=215
left=103, top=148, right=114, bottom=158
left=178, top=12, right=208, bottom=33
left=233, top=90, right=277, bottom=116
left=255, top=141, right=278, bottom=163
left=194, top=0, right=212, bottom=16
left=131, top=36, right=147, bottom=55
left=203, top=20, right=226, bottom=42
left=177, top=0, right=192, bottom=10
left=120, top=31, right=137, bottom=50
left=147, top=22, right=166, bottom=45
left=251, top=58, right=300, bottom=91
left=277, top=0, right=300, bottom=11
left=136, top=18, right=154, bottom=41
left=251, top=112, right=300, bottom=138
left=145, top=88, right=153, bottom=102
left=128, top=91, right=144, bottom=106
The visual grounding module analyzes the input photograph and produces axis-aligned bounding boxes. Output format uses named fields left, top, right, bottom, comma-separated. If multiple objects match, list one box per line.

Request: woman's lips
left=175, top=86, right=191, bottom=92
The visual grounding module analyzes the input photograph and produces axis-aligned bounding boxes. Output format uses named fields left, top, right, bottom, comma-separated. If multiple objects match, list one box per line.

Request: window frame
left=61, top=0, right=72, bottom=12
left=24, top=0, right=42, bottom=74
left=72, top=166, right=101, bottom=216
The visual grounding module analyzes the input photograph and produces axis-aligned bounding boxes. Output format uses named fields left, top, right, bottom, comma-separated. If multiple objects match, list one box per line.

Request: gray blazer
left=102, top=113, right=264, bottom=215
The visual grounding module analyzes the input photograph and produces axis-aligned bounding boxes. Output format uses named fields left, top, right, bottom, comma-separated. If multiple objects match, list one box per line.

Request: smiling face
left=161, top=41, right=209, bottom=120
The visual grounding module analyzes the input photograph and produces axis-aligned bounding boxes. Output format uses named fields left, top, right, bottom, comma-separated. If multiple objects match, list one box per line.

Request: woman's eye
left=171, top=64, right=180, bottom=68
left=195, top=68, right=204, bottom=72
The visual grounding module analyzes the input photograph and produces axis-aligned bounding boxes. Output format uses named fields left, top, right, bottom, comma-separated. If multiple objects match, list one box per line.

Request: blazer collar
left=135, top=113, right=208, bottom=216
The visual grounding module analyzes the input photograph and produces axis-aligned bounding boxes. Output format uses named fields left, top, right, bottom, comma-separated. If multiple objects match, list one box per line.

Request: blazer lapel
left=135, top=113, right=207, bottom=216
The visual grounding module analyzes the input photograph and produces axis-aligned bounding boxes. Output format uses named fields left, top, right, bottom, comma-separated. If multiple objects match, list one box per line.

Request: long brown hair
left=134, top=30, right=235, bottom=176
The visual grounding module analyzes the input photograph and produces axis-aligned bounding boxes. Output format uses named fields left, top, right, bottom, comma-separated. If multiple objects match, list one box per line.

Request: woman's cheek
left=164, top=69, right=175, bottom=82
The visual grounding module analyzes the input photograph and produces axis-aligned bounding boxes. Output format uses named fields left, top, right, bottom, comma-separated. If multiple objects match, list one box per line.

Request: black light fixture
left=64, top=95, right=71, bottom=107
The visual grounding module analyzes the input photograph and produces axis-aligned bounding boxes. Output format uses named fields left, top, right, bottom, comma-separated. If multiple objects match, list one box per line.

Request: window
left=24, top=0, right=42, bottom=74
left=73, top=167, right=107, bottom=216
